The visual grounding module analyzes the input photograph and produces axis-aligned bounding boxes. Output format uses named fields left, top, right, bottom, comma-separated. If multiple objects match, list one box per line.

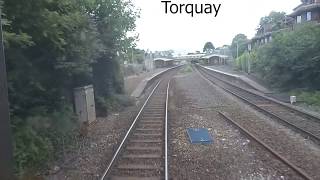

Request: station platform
left=128, top=67, right=179, bottom=98
left=124, top=68, right=167, bottom=95
left=205, top=65, right=271, bottom=94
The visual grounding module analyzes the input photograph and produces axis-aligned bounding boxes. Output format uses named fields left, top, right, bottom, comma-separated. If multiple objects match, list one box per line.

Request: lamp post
left=0, top=8, right=14, bottom=180
left=236, top=41, right=243, bottom=70
left=247, top=43, right=252, bottom=74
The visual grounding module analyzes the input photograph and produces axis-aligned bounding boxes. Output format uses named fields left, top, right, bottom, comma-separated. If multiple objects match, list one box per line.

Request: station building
left=200, top=54, right=229, bottom=65
left=153, top=58, right=175, bottom=68
left=249, top=0, right=320, bottom=49
left=175, top=53, right=206, bottom=63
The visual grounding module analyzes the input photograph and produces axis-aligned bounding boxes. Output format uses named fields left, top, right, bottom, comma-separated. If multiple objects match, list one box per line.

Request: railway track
left=196, top=65, right=320, bottom=143
left=219, top=112, right=314, bottom=180
left=100, top=74, right=173, bottom=180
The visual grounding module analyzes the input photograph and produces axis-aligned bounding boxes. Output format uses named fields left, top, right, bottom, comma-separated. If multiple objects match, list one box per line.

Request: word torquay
left=161, top=1, right=222, bottom=17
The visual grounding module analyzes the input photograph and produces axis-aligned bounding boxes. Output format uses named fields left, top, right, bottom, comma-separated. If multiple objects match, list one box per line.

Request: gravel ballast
left=168, top=69, right=320, bottom=180
left=46, top=80, right=160, bottom=180
left=46, top=67, right=320, bottom=180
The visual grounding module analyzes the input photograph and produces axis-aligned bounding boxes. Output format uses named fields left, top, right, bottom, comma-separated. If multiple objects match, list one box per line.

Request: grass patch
left=289, top=90, right=320, bottom=112
left=12, top=105, right=79, bottom=177
left=179, top=64, right=193, bottom=74
left=289, top=90, right=320, bottom=106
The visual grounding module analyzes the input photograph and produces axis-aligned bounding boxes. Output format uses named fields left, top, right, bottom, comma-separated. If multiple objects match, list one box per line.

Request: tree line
left=2, top=0, right=138, bottom=176
left=231, top=11, right=320, bottom=91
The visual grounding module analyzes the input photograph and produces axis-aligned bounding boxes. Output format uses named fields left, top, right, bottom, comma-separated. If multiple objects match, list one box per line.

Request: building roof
left=154, top=58, right=174, bottom=62
left=175, top=53, right=206, bottom=59
left=290, top=3, right=320, bottom=16
left=201, top=54, right=229, bottom=60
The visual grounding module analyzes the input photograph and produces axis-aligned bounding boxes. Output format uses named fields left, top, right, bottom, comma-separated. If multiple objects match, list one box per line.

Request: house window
left=297, top=16, right=302, bottom=23
left=307, top=12, right=312, bottom=21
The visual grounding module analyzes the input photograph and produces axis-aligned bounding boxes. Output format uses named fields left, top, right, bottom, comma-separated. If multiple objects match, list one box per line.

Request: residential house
left=290, top=0, right=320, bottom=23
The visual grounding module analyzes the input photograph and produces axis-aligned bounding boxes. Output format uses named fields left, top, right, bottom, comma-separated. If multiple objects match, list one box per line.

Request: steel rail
left=196, top=66, right=320, bottom=143
left=218, top=112, right=314, bottom=180
left=165, top=80, right=171, bottom=180
left=100, top=80, right=162, bottom=180
left=198, top=65, right=320, bottom=122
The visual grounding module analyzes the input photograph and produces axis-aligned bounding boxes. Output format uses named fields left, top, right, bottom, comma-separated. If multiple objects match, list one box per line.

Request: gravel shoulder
left=168, top=68, right=320, bottom=180
left=46, top=80, right=159, bottom=180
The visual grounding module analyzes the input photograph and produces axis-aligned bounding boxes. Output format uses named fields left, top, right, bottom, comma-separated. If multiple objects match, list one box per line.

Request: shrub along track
left=100, top=69, right=178, bottom=180
left=195, top=64, right=320, bottom=180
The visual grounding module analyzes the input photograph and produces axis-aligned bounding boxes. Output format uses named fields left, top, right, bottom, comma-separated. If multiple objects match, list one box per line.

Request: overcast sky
left=132, top=0, right=301, bottom=54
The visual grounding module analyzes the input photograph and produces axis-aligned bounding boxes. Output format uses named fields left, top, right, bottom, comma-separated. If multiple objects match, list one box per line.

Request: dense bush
left=12, top=105, right=77, bottom=174
left=235, top=51, right=257, bottom=73
left=252, top=23, right=320, bottom=90
left=2, top=0, right=139, bottom=176
left=292, top=91, right=320, bottom=106
left=96, top=94, right=135, bottom=115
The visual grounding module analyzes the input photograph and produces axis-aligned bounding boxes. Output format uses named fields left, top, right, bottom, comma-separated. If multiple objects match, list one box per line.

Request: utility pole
left=248, top=43, right=252, bottom=74
left=131, top=48, right=133, bottom=63
left=237, top=41, right=242, bottom=70
left=236, top=42, right=239, bottom=59
left=0, top=8, right=14, bottom=180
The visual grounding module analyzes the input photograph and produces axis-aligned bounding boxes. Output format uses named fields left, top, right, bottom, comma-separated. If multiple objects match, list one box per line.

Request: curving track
left=196, top=65, right=320, bottom=144
left=100, top=71, right=175, bottom=180
left=194, top=65, right=318, bottom=180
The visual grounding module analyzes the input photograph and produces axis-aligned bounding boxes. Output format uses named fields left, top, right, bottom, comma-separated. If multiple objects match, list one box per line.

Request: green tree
left=253, top=23, right=320, bottom=90
left=203, top=42, right=215, bottom=53
left=256, top=11, right=287, bottom=35
left=3, top=0, right=103, bottom=175
left=131, top=49, right=146, bottom=64
left=2, top=0, right=139, bottom=175
left=231, top=34, right=248, bottom=59
left=90, top=0, right=139, bottom=95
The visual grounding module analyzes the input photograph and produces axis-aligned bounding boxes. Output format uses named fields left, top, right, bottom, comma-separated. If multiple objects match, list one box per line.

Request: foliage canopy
left=203, top=42, right=215, bottom=53
left=253, top=23, right=320, bottom=90
left=256, top=11, right=287, bottom=35
left=3, top=0, right=139, bottom=175
left=230, top=34, right=248, bottom=59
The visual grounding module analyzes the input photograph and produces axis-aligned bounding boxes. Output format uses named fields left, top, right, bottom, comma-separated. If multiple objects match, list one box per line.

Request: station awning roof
left=154, top=58, right=174, bottom=62
left=201, top=54, right=229, bottom=60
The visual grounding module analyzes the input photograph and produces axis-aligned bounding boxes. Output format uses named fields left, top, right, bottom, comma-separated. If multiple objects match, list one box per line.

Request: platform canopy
left=154, top=58, right=174, bottom=62
left=200, top=54, right=229, bottom=60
